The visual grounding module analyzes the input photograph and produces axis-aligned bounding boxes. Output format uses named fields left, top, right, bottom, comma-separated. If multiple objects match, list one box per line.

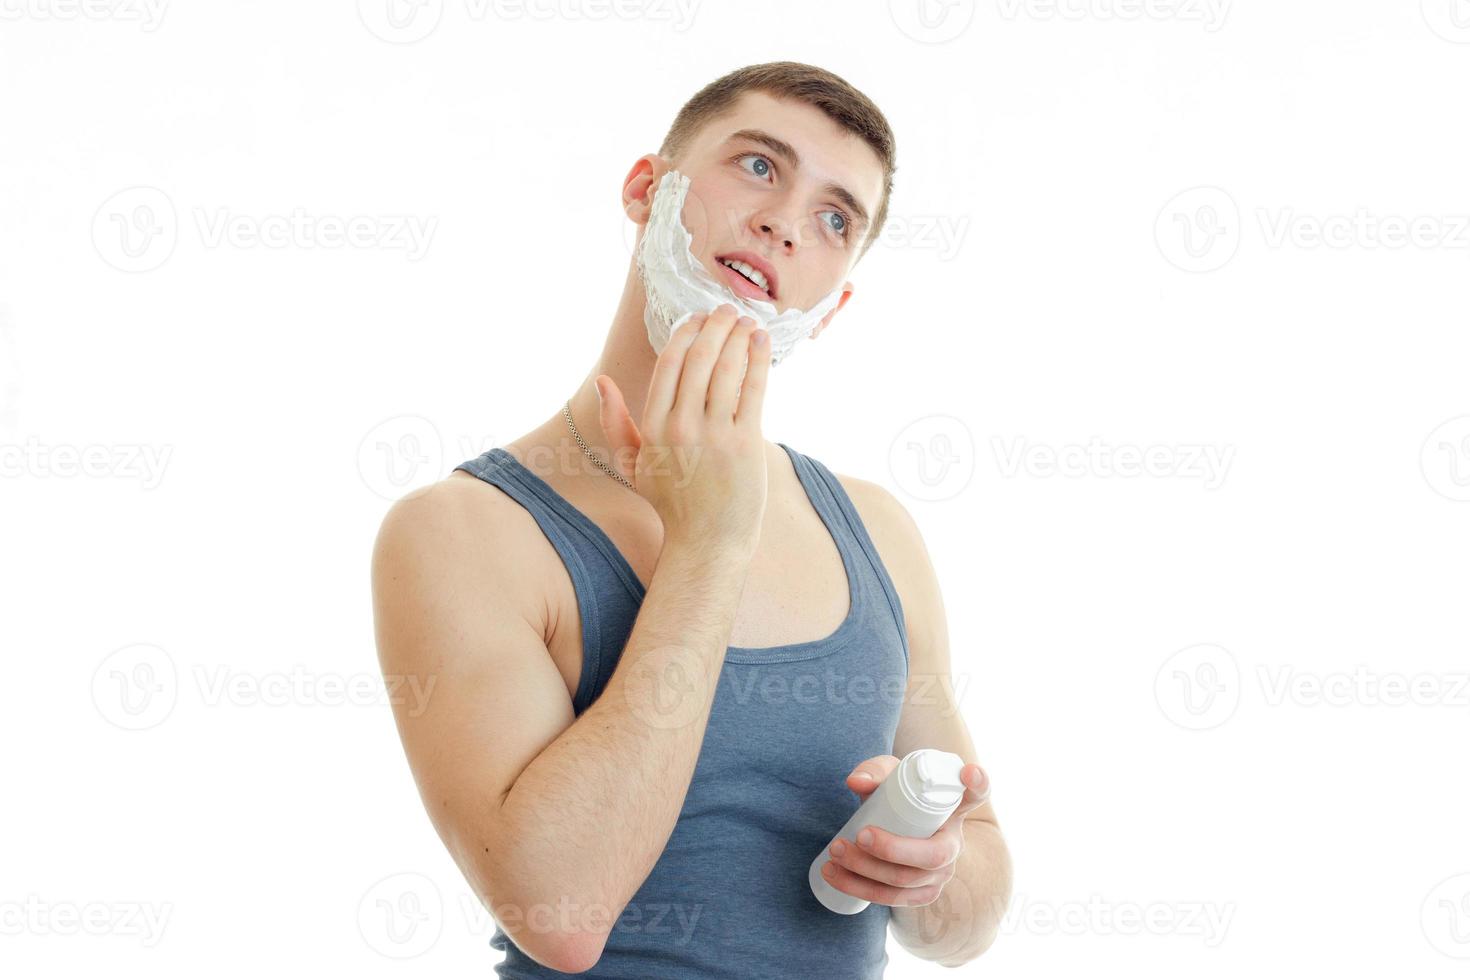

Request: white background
left=3, top=0, right=1469, bottom=976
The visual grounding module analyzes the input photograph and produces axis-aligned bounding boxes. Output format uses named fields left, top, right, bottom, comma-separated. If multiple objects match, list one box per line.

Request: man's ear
left=622, top=154, right=668, bottom=224
left=809, top=282, right=855, bottom=340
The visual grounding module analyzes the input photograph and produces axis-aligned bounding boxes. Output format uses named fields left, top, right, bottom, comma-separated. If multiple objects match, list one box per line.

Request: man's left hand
left=817, top=754, right=990, bottom=908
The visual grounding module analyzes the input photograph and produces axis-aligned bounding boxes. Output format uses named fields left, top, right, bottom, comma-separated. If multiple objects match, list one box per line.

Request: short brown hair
left=658, top=61, right=897, bottom=263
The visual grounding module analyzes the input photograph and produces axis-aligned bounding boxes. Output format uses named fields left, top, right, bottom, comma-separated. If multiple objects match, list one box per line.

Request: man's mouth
left=715, top=253, right=777, bottom=302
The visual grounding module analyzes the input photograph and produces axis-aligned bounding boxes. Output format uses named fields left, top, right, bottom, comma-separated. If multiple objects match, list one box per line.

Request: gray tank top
left=454, top=442, right=911, bottom=979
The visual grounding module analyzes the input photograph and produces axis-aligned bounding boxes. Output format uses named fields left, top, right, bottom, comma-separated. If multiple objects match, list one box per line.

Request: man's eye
left=737, top=153, right=773, bottom=179
left=738, top=153, right=850, bottom=240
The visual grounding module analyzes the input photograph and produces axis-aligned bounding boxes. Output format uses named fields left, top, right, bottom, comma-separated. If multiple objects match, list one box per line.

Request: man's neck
left=512, top=257, right=665, bottom=496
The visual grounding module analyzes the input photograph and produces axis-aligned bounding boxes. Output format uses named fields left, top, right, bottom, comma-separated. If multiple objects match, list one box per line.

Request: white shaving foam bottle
left=809, top=748, right=967, bottom=914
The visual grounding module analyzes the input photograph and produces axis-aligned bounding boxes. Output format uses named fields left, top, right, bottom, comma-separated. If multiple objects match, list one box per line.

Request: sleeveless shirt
left=453, top=442, right=911, bottom=979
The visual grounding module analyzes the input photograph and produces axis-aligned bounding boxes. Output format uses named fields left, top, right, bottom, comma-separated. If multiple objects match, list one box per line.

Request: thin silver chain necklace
left=564, top=399, right=636, bottom=491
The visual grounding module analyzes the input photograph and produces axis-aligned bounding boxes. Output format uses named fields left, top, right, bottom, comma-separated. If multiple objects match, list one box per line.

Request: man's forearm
left=890, top=818, right=1013, bottom=967
left=489, top=536, right=753, bottom=964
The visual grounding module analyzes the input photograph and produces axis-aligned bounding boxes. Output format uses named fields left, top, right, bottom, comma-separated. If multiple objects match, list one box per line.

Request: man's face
left=638, top=92, right=885, bottom=325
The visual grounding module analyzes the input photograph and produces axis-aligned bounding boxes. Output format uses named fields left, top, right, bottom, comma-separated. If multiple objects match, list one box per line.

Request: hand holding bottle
left=811, top=750, right=991, bottom=914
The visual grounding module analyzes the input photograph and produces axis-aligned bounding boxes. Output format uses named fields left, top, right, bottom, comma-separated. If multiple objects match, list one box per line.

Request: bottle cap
left=908, top=750, right=966, bottom=810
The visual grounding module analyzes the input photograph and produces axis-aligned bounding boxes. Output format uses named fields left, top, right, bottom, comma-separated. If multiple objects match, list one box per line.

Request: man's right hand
left=596, top=304, right=772, bottom=555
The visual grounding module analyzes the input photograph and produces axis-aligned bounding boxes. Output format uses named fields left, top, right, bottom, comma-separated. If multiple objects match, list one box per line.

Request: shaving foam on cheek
left=635, top=169, right=844, bottom=367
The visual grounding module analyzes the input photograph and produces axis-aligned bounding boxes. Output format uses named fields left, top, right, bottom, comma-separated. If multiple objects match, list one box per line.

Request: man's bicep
left=370, top=484, right=575, bottom=900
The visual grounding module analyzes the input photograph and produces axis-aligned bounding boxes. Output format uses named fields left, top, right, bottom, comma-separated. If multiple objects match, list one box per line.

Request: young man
left=372, top=62, right=1012, bottom=977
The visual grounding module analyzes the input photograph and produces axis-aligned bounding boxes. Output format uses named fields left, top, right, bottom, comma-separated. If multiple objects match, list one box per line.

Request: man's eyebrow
left=723, top=128, right=871, bottom=231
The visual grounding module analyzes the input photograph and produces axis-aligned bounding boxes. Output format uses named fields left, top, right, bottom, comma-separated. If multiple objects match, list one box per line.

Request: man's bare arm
left=374, top=305, right=772, bottom=974
left=372, top=484, right=753, bottom=973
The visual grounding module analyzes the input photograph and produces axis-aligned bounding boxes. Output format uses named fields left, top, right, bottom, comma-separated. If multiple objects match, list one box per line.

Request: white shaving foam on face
left=635, top=169, right=844, bottom=367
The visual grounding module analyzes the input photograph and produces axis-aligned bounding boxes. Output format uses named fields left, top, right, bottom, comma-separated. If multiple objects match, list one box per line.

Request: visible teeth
left=719, top=258, right=769, bottom=294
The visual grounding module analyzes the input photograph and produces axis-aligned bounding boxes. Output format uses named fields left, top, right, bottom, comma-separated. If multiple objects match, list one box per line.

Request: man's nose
left=753, top=210, right=816, bottom=250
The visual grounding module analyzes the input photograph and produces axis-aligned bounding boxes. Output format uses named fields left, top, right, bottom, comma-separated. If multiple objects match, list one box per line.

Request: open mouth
left=715, top=254, right=777, bottom=302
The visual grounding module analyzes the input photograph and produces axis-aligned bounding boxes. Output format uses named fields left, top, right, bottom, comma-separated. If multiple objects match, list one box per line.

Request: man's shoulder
left=371, top=470, right=553, bottom=626
left=825, top=466, right=928, bottom=580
